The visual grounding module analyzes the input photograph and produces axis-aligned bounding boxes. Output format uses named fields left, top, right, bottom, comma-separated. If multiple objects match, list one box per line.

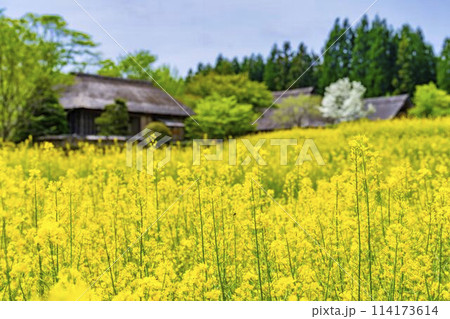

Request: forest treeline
left=187, top=16, right=449, bottom=97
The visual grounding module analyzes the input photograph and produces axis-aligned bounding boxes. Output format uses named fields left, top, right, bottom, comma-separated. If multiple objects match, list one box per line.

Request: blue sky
left=3, top=0, right=449, bottom=76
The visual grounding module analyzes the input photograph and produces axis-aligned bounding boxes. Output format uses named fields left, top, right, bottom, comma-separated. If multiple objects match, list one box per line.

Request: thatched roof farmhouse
left=257, top=88, right=412, bottom=131
left=59, top=73, right=193, bottom=140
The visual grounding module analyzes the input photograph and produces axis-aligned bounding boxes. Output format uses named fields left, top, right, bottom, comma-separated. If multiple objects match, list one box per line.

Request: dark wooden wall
left=67, top=109, right=186, bottom=140
left=68, top=109, right=101, bottom=135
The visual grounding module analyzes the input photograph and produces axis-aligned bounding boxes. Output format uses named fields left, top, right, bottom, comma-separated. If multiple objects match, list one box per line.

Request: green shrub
left=95, top=98, right=129, bottom=135
left=183, top=73, right=272, bottom=109
left=186, top=95, right=255, bottom=139
left=13, top=93, right=69, bottom=142
left=410, top=83, right=450, bottom=117
left=145, top=121, right=172, bottom=137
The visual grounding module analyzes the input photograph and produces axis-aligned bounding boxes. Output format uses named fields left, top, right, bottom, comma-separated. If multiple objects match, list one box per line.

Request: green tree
left=241, top=54, right=265, bottom=82
left=97, top=50, right=185, bottom=97
left=264, top=44, right=283, bottom=90
left=98, top=50, right=156, bottom=79
left=273, top=95, right=322, bottom=128
left=319, top=18, right=354, bottom=93
left=186, top=96, right=255, bottom=139
left=409, top=83, right=450, bottom=117
left=0, top=12, right=97, bottom=140
left=231, top=57, right=241, bottom=74
left=339, top=19, right=354, bottom=79
left=392, top=25, right=436, bottom=95
left=0, top=14, right=38, bottom=139
left=118, top=50, right=157, bottom=79
left=97, top=59, right=122, bottom=77
left=215, top=54, right=234, bottom=75
left=183, top=73, right=272, bottom=109
left=288, top=43, right=319, bottom=89
left=278, top=41, right=293, bottom=89
left=350, top=15, right=370, bottom=85
left=185, top=69, right=195, bottom=83
left=437, top=38, right=450, bottom=93
left=95, top=99, right=130, bottom=135
left=196, top=62, right=213, bottom=75
left=152, top=66, right=185, bottom=98
left=22, top=13, right=99, bottom=71
left=263, top=41, right=295, bottom=90
left=365, top=16, right=397, bottom=97
left=13, top=86, right=68, bottom=142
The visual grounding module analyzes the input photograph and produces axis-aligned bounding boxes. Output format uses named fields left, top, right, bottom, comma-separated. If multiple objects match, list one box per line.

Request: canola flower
left=0, top=117, right=448, bottom=301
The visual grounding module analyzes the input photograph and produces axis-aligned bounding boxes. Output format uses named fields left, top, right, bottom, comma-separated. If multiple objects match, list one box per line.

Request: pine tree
left=264, top=44, right=282, bottom=90
left=415, top=28, right=436, bottom=86
left=392, top=25, right=436, bottom=95
left=350, top=15, right=370, bottom=86
left=318, top=18, right=353, bottom=93
left=365, top=16, right=397, bottom=97
left=339, top=19, right=354, bottom=77
left=288, top=43, right=318, bottom=88
left=241, top=54, right=265, bottom=82
left=231, top=57, right=241, bottom=74
left=279, top=41, right=293, bottom=89
left=215, top=54, right=234, bottom=75
left=437, top=38, right=450, bottom=93
left=250, top=54, right=265, bottom=82
left=196, top=62, right=213, bottom=75
left=196, top=63, right=205, bottom=74
left=186, top=68, right=194, bottom=83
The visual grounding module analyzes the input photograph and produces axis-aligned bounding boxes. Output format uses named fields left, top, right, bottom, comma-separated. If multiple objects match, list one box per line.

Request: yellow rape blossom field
left=0, top=118, right=448, bottom=301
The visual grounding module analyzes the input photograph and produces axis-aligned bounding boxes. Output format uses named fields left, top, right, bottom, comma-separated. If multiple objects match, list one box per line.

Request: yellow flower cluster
left=0, top=117, right=448, bottom=301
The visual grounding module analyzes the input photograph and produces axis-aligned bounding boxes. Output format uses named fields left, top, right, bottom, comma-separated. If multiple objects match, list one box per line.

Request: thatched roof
left=60, top=73, right=193, bottom=117
left=257, top=90, right=411, bottom=131
left=365, top=94, right=411, bottom=120
left=272, top=87, right=315, bottom=103
left=256, top=108, right=329, bottom=131
left=256, top=108, right=285, bottom=131
left=257, top=87, right=317, bottom=131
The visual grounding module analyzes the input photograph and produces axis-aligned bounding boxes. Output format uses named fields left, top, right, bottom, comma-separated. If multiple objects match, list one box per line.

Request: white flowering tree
left=319, top=78, right=373, bottom=123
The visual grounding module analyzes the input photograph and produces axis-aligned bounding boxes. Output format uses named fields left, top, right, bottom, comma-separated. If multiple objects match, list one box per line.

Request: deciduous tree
left=273, top=95, right=322, bottom=128
left=0, top=12, right=97, bottom=140
left=183, top=73, right=272, bottom=109
left=319, top=78, right=373, bottom=122
left=186, top=96, right=255, bottom=139
left=410, top=83, right=450, bottom=117
left=97, top=50, right=185, bottom=97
